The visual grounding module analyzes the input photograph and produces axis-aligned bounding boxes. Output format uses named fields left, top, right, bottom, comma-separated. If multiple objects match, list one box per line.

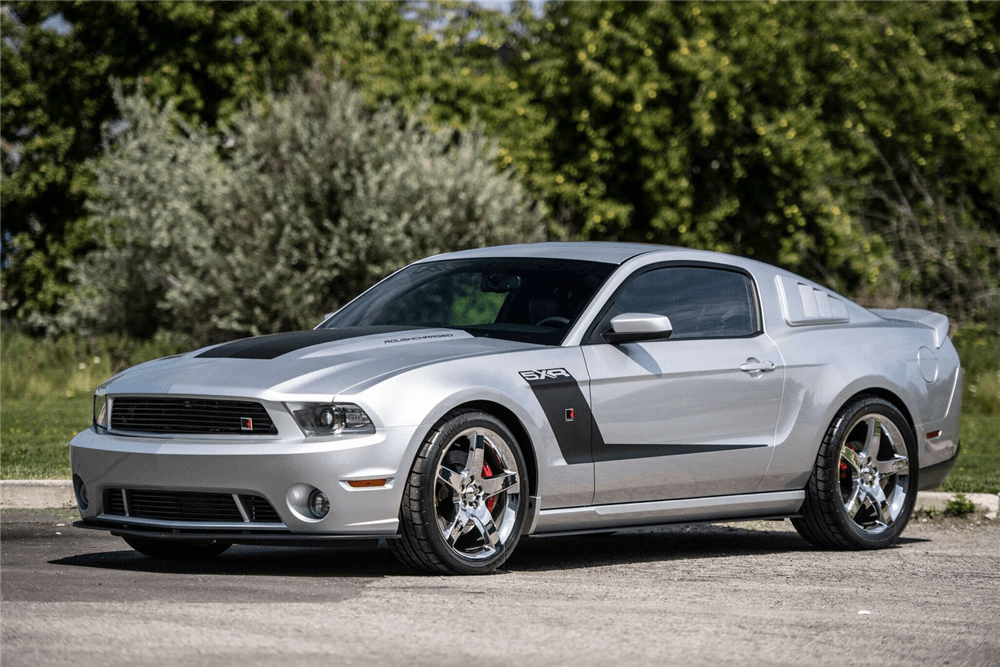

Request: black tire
left=792, top=396, right=918, bottom=549
left=123, top=535, right=231, bottom=560
left=390, top=409, right=529, bottom=575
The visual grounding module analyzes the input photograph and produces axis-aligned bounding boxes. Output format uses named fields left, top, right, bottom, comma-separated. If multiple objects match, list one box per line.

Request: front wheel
left=792, top=397, right=917, bottom=549
left=390, top=410, right=529, bottom=575
left=123, top=535, right=231, bottom=560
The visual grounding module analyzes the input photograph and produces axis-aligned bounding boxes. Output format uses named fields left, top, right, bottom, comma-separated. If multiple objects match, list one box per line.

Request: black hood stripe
left=196, top=327, right=416, bottom=360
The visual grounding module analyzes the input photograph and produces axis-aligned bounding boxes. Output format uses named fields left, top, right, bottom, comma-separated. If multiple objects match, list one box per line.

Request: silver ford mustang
left=70, top=243, right=962, bottom=574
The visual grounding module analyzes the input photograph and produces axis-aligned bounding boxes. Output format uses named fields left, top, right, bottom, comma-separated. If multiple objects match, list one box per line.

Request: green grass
left=1, top=329, right=190, bottom=402
left=5, top=400, right=996, bottom=489
left=1, top=396, right=90, bottom=479
left=1, top=329, right=189, bottom=479
left=939, top=413, right=1000, bottom=494
left=1, top=328, right=998, bottom=489
left=951, top=324, right=1000, bottom=416
left=943, top=325, right=1000, bottom=494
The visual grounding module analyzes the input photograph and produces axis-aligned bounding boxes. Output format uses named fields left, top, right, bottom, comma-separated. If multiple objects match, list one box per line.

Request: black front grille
left=104, top=489, right=280, bottom=523
left=110, top=397, right=277, bottom=435
left=239, top=494, right=281, bottom=523
left=106, top=489, right=126, bottom=515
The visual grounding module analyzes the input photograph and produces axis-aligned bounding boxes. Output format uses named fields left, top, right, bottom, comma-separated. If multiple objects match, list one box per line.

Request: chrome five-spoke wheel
left=793, top=397, right=917, bottom=549
left=435, top=428, right=521, bottom=560
left=391, top=410, right=529, bottom=574
left=837, top=413, right=910, bottom=533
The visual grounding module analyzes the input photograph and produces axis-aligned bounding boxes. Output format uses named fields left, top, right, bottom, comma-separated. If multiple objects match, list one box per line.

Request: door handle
left=740, top=358, right=776, bottom=374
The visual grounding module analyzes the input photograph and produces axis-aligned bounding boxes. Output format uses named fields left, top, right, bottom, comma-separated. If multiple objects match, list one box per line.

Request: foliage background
left=53, top=76, right=542, bottom=341
left=4, top=1, right=998, bottom=334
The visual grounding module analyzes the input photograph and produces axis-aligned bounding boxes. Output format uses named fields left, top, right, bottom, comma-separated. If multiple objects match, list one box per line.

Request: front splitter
left=74, top=520, right=398, bottom=548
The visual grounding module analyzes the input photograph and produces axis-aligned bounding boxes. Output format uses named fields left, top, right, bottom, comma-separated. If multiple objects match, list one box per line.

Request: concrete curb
left=2, top=480, right=76, bottom=509
left=913, top=491, right=999, bottom=520
left=2, top=479, right=998, bottom=519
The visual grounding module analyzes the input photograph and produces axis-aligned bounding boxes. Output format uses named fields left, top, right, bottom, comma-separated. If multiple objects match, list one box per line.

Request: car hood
left=101, top=327, right=538, bottom=400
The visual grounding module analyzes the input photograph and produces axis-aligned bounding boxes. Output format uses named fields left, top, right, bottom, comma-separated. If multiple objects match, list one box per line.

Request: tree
left=57, top=74, right=544, bottom=343
left=456, top=1, right=1000, bottom=322
left=1, top=1, right=339, bottom=324
left=6, top=1, right=998, bottom=330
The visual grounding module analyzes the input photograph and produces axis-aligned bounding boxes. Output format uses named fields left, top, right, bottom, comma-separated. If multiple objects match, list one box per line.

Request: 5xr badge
left=519, top=368, right=572, bottom=382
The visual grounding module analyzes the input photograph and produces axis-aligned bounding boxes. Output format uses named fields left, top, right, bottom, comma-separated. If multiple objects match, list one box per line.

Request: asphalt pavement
left=2, top=508, right=998, bottom=667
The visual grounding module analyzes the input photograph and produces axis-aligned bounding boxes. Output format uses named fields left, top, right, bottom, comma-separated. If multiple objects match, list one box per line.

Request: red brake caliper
left=842, top=442, right=859, bottom=479
left=482, top=462, right=496, bottom=512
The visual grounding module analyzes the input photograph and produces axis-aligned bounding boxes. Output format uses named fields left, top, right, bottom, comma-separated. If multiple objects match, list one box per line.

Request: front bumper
left=69, top=423, right=427, bottom=538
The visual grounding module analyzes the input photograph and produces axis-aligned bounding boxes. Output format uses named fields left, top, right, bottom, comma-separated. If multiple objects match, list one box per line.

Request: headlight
left=286, top=402, right=375, bottom=437
left=93, top=392, right=110, bottom=432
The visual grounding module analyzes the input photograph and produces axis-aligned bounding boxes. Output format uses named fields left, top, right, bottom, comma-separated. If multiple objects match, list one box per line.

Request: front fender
left=339, top=346, right=597, bottom=509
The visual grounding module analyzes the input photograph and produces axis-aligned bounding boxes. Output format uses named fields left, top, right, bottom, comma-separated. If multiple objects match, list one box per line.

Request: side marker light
left=347, top=479, right=388, bottom=488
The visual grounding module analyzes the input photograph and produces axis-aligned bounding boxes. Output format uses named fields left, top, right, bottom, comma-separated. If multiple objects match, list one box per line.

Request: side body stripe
left=521, top=369, right=766, bottom=464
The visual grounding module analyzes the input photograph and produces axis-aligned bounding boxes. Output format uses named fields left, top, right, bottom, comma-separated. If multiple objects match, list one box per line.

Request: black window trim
left=582, top=260, right=765, bottom=345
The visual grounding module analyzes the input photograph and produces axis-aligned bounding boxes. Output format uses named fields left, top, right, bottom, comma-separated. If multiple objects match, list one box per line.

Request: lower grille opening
left=239, top=494, right=281, bottom=523
left=104, top=488, right=280, bottom=523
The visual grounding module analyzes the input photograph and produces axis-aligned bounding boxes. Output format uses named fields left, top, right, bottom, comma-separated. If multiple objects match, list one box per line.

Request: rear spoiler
left=870, top=308, right=949, bottom=348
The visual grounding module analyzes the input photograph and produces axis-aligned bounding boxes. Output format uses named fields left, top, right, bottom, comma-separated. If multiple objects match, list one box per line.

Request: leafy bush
left=944, top=493, right=977, bottom=518
left=54, top=72, right=544, bottom=344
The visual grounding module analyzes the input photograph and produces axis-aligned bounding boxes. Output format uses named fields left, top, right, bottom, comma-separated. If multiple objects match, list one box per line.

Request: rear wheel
left=390, top=410, right=528, bottom=575
left=793, top=397, right=917, bottom=549
left=123, top=535, right=231, bottom=560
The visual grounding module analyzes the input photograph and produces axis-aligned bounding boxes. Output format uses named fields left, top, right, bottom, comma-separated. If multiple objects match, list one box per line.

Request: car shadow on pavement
left=504, top=523, right=931, bottom=573
left=50, top=543, right=405, bottom=578
left=49, top=522, right=930, bottom=577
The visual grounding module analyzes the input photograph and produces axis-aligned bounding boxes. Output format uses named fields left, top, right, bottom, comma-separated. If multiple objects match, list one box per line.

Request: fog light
left=73, top=474, right=89, bottom=510
left=308, top=490, right=330, bottom=519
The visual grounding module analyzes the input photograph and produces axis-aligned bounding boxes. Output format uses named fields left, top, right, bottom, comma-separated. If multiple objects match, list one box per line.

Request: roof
left=421, top=242, right=677, bottom=265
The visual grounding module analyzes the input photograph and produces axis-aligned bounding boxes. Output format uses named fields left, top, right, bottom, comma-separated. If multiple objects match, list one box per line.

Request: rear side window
left=593, top=266, right=759, bottom=341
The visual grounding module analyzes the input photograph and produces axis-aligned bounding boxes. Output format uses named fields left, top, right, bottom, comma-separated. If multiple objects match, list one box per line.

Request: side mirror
left=602, top=313, right=673, bottom=344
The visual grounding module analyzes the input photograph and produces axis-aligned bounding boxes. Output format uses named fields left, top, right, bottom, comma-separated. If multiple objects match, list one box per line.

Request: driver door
left=583, top=264, right=784, bottom=504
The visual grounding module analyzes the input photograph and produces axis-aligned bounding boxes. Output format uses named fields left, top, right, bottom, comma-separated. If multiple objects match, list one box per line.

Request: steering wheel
left=537, top=316, right=570, bottom=327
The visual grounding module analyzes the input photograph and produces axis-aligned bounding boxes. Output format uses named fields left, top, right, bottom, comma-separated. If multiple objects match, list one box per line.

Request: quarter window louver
left=110, top=397, right=277, bottom=435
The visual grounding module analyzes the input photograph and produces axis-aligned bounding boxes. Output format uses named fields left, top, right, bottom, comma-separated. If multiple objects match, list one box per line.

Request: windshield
left=321, top=258, right=616, bottom=345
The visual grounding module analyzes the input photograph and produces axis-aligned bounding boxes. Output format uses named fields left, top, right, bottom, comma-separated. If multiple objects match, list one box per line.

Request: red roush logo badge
left=241, top=417, right=253, bottom=431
